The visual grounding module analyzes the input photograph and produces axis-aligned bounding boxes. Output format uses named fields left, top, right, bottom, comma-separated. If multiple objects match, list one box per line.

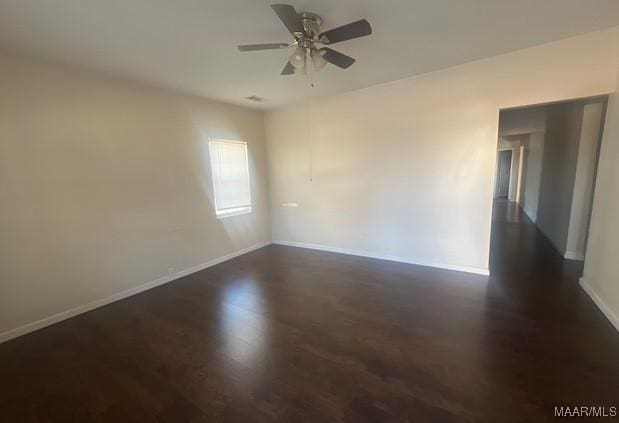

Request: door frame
left=495, top=148, right=515, bottom=199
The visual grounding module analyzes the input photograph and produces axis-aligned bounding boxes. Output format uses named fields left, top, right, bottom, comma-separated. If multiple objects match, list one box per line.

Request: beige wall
left=266, top=27, right=619, bottom=274
left=536, top=102, right=585, bottom=255
left=566, top=102, right=605, bottom=260
left=525, top=100, right=605, bottom=258
left=582, top=68, right=619, bottom=331
left=0, top=52, right=271, bottom=337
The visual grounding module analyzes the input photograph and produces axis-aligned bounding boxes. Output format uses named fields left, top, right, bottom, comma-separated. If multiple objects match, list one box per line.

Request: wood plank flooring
left=1, top=202, right=618, bottom=421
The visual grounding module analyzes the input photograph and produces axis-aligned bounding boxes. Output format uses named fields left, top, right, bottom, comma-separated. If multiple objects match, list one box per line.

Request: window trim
left=215, top=206, right=252, bottom=219
left=209, top=138, right=252, bottom=219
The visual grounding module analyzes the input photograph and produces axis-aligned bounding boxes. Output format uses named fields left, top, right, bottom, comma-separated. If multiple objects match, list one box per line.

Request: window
left=209, top=139, right=252, bottom=218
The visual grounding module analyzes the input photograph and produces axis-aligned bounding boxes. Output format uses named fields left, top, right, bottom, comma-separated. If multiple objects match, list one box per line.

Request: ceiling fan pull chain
left=307, top=96, right=314, bottom=182
left=307, top=48, right=315, bottom=88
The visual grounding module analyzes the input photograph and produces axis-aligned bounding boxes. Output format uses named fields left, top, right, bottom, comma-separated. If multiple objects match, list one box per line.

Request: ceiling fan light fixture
left=289, top=46, right=306, bottom=69
left=310, top=48, right=328, bottom=71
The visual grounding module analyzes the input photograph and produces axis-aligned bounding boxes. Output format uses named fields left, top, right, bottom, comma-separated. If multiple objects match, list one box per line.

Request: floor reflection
left=218, top=278, right=269, bottom=369
left=491, top=199, right=524, bottom=223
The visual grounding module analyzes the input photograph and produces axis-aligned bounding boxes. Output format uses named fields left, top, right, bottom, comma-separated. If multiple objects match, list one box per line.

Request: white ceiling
left=1, top=0, right=619, bottom=110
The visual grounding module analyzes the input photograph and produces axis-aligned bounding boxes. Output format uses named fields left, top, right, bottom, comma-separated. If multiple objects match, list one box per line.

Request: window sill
left=216, top=207, right=252, bottom=219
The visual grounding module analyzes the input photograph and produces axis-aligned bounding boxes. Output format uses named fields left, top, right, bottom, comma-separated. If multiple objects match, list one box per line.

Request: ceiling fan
left=238, top=4, right=372, bottom=75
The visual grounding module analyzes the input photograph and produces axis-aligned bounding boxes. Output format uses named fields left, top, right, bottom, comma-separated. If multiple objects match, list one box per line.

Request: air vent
left=245, top=95, right=269, bottom=103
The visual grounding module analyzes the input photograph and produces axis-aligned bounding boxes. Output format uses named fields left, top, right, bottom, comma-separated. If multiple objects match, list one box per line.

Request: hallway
left=0, top=203, right=618, bottom=421
left=490, top=199, right=584, bottom=279
left=489, top=200, right=601, bottom=336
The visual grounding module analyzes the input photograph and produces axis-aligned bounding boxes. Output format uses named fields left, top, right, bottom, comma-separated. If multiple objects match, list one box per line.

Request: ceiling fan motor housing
left=298, top=12, right=322, bottom=40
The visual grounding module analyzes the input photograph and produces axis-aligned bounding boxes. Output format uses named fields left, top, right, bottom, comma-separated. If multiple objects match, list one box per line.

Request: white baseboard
left=564, top=251, right=585, bottom=261
left=0, top=241, right=271, bottom=344
left=580, top=277, right=619, bottom=333
left=273, top=240, right=490, bottom=276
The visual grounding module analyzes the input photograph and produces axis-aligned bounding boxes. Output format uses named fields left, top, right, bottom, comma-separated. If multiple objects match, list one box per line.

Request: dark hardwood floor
left=1, top=202, right=618, bottom=422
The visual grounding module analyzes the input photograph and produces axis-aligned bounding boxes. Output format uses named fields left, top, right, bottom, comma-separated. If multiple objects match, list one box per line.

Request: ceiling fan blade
left=320, top=47, right=355, bottom=69
left=319, top=19, right=372, bottom=44
left=238, top=43, right=289, bottom=51
left=271, top=4, right=304, bottom=36
left=281, top=61, right=295, bottom=75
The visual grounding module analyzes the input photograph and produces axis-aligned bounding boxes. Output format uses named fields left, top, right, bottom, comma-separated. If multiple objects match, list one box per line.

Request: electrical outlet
left=168, top=267, right=175, bottom=277
left=282, top=202, right=298, bottom=208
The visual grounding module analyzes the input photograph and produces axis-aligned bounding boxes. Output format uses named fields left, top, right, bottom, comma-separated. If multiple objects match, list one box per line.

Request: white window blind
left=209, top=139, right=252, bottom=217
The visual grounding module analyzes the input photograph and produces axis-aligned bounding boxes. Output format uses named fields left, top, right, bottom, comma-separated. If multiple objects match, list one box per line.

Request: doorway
left=490, top=95, right=608, bottom=278
left=494, top=150, right=512, bottom=200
